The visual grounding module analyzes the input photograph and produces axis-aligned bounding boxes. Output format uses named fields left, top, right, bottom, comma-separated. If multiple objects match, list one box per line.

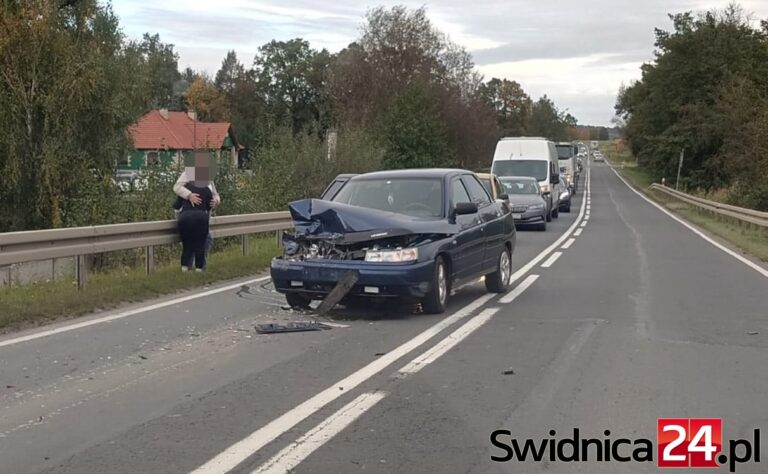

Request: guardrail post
left=76, top=255, right=87, bottom=289
left=276, top=230, right=282, bottom=249
left=242, top=234, right=249, bottom=256
left=146, top=246, right=155, bottom=274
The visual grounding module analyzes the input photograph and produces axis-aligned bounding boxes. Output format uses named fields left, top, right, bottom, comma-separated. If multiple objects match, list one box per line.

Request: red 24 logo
left=658, top=418, right=722, bottom=468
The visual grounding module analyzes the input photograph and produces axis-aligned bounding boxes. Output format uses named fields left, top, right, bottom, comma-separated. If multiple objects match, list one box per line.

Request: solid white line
left=500, top=274, right=539, bottom=304
left=541, top=252, right=562, bottom=268
left=561, top=238, right=576, bottom=249
left=253, top=391, right=387, bottom=474
left=574, top=228, right=583, bottom=237
left=609, top=167, right=768, bottom=279
left=398, top=308, right=499, bottom=374
left=0, top=275, right=272, bottom=349
left=190, top=293, right=494, bottom=474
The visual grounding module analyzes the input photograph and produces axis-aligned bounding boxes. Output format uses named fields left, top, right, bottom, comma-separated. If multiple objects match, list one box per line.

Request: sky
left=113, top=0, right=768, bottom=126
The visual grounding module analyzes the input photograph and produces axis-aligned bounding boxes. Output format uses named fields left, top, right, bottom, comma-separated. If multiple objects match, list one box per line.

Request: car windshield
left=556, top=145, right=574, bottom=159
left=501, top=179, right=540, bottom=195
left=332, top=178, right=443, bottom=218
left=492, top=160, right=547, bottom=181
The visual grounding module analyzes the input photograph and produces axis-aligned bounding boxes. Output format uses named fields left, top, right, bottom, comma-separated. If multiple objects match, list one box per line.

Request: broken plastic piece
left=255, top=322, right=333, bottom=334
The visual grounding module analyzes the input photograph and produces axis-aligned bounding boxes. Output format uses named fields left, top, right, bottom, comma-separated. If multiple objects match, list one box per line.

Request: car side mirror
left=454, top=202, right=478, bottom=215
left=550, top=173, right=559, bottom=184
left=498, top=193, right=509, bottom=201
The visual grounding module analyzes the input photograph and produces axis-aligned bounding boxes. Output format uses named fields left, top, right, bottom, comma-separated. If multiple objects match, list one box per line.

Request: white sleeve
left=174, top=171, right=192, bottom=199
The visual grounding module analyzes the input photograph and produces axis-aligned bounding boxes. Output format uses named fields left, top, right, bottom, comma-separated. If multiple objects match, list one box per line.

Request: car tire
left=553, top=207, right=559, bottom=218
left=564, top=202, right=571, bottom=212
left=285, top=292, right=311, bottom=310
left=485, top=247, right=512, bottom=293
left=422, top=256, right=449, bottom=314
left=546, top=206, right=552, bottom=222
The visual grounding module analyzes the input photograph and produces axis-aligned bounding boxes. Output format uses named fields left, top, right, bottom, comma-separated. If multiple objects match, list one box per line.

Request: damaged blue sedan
left=270, top=169, right=516, bottom=314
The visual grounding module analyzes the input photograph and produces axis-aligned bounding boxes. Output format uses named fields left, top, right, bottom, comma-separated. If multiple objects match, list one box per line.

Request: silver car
left=499, top=176, right=549, bottom=231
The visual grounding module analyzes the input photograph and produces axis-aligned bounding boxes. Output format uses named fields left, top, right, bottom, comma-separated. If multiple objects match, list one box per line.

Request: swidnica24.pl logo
left=490, top=418, right=760, bottom=472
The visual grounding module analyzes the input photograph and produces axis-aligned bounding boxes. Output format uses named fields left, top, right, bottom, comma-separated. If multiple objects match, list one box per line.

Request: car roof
left=498, top=175, right=538, bottom=181
left=349, top=168, right=472, bottom=180
left=475, top=172, right=497, bottom=180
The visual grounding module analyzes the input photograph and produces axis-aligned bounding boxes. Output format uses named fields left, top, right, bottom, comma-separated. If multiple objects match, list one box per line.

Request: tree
left=185, top=78, right=230, bottom=122
left=0, top=0, right=145, bottom=230
left=381, top=83, right=454, bottom=169
left=254, top=39, right=331, bottom=134
left=479, top=78, right=532, bottom=136
left=528, top=96, right=569, bottom=141
left=215, top=50, right=244, bottom=95
left=615, top=5, right=768, bottom=191
left=134, top=33, right=182, bottom=109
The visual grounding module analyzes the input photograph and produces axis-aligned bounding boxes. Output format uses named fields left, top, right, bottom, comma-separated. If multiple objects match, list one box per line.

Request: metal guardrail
left=649, top=184, right=768, bottom=228
left=0, top=212, right=292, bottom=287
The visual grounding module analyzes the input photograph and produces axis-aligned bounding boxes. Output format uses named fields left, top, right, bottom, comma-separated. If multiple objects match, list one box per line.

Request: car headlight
left=528, top=203, right=545, bottom=210
left=365, top=248, right=418, bottom=263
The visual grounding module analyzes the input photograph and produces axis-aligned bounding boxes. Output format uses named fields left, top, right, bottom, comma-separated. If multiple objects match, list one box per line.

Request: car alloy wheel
left=437, top=261, right=447, bottom=306
left=422, top=257, right=449, bottom=314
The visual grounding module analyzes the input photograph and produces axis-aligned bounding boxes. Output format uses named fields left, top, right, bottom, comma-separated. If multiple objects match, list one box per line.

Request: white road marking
left=561, top=238, right=576, bottom=249
left=541, top=252, right=562, bottom=268
left=500, top=274, right=539, bottom=304
left=190, top=293, right=494, bottom=474
left=609, top=166, right=768, bottom=279
left=253, top=391, right=387, bottom=474
left=398, top=308, right=499, bottom=374
left=580, top=220, right=588, bottom=227
left=574, top=228, right=583, bottom=237
left=0, top=275, right=272, bottom=349
left=256, top=278, right=542, bottom=472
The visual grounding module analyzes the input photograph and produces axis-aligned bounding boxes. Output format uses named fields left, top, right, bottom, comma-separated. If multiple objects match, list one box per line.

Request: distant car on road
left=271, top=169, right=517, bottom=314
left=593, top=151, right=604, bottom=163
left=499, top=176, right=549, bottom=231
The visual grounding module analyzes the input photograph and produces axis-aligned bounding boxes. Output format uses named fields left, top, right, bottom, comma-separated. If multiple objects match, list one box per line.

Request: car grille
left=512, top=206, right=527, bottom=213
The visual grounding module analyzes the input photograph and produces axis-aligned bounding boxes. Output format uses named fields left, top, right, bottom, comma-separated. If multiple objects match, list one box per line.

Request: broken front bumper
left=270, top=257, right=436, bottom=299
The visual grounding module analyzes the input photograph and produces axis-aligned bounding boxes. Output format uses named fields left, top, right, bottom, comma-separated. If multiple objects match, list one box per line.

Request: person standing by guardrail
left=174, top=155, right=219, bottom=271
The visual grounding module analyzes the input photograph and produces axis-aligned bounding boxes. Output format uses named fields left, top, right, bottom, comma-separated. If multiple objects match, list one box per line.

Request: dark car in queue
left=558, top=176, right=572, bottom=213
left=270, top=169, right=517, bottom=314
left=499, top=176, right=549, bottom=231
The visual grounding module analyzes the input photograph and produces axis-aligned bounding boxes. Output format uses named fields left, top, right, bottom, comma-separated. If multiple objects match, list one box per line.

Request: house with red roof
left=123, top=109, right=241, bottom=170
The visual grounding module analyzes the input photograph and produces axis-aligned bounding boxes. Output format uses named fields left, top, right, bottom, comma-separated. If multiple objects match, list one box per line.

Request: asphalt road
left=1, top=162, right=767, bottom=473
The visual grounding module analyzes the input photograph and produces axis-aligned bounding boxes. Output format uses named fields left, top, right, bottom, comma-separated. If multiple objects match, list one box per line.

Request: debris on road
left=315, top=270, right=359, bottom=315
left=374, top=352, right=386, bottom=357
left=255, top=322, right=333, bottom=334
left=502, top=368, right=515, bottom=375
left=138, top=355, right=148, bottom=360
left=747, top=331, right=759, bottom=335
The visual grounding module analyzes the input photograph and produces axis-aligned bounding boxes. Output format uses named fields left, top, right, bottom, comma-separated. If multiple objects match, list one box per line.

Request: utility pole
left=675, top=148, right=684, bottom=190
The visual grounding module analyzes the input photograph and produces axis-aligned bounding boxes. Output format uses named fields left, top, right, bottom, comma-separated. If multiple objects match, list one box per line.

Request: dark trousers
left=178, top=210, right=210, bottom=269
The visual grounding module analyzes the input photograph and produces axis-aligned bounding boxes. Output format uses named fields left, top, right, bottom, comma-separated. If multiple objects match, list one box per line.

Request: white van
left=491, top=137, right=561, bottom=221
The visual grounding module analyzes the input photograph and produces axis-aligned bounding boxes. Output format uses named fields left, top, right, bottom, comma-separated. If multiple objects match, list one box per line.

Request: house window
left=146, top=151, right=159, bottom=166
left=118, top=154, right=131, bottom=167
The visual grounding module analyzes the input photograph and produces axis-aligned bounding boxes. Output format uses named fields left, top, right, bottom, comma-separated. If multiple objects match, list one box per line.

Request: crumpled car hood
left=288, top=198, right=456, bottom=242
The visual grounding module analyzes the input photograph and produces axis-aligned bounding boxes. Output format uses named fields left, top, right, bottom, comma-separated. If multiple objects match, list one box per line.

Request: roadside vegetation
left=0, top=236, right=278, bottom=332
left=615, top=4, right=768, bottom=211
